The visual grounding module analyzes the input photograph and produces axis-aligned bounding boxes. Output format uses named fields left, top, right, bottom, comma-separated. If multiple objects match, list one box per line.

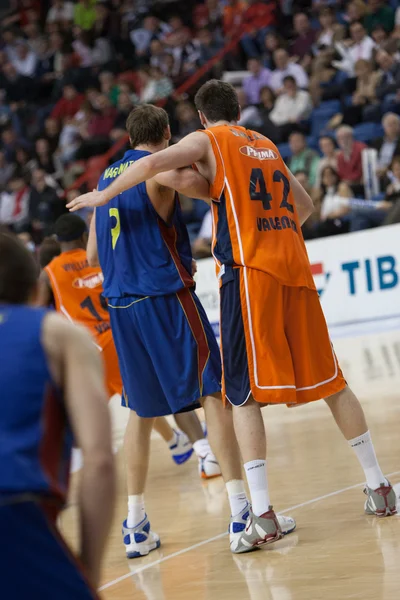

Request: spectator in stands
left=262, top=31, right=285, bottom=70
left=290, top=13, right=316, bottom=60
left=312, top=166, right=352, bottom=237
left=192, top=209, right=212, bottom=258
left=372, top=113, right=400, bottom=178
left=0, top=174, right=31, bottom=233
left=29, top=168, right=65, bottom=241
left=42, top=117, right=61, bottom=154
left=240, top=0, right=277, bottom=58
left=395, top=6, right=400, bottom=38
left=330, top=59, right=380, bottom=127
left=51, top=84, right=85, bottom=123
left=139, top=66, right=173, bottom=104
left=382, top=155, right=400, bottom=224
left=375, top=50, right=400, bottom=112
left=315, top=7, right=345, bottom=51
left=288, top=131, right=320, bottom=188
left=336, top=125, right=367, bottom=193
left=46, top=0, right=74, bottom=28
left=344, top=0, right=367, bottom=25
left=236, top=88, right=263, bottom=129
left=174, top=102, right=200, bottom=141
left=270, top=49, right=309, bottom=93
left=0, top=150, right=15, bottom=192
left=73, top=0, right=97, bottom=31
left=110, top=92, right=134, bottom=141
left=197, top=27, right=223, bottom=66
left=371, top=24, right=389, bottom=49
left=269, top=76, right=312, bottom=142
left=334, top=21, right=376, bottom=76
left=24, top=22, right=44, bottom=56
left=223, top=0, right=246, bottom=40
left=258, top=86, right=276, bottom=119
left=1, top=126, right=30, bottom=162
left=75, top=94, right=116, bottom=159
left=130, top=16, right=169, bottom=59
left=314, top=135, right=339, bottom=190
left=243, top=58, right=272, bottom=105
left=14, top=147, right=36, bottom=179
left=364, top=0, right=394, bottom=35
left=193, top=0, right=223, bottom=33
left=1, top=61, right=36, bottom=105
left=34, top=138, right=61, bottom=178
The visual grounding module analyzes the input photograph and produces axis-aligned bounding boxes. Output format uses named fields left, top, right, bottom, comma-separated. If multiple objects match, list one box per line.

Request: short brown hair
left=194, top=80, right=240, bottom=124
left=126, top=104, right=169, bottom=148
left=0, top=232, right=38, bottom=304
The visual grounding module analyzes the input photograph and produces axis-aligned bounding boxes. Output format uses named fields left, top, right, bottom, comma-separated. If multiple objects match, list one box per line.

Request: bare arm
left=67, top=132, right=209, bottom=212
left=42, top=313, right=115, bottom=588
left=36, top=270, right=53, bottom=307
left=288, top=169, right=315, bottom=225
left=87, top=209, right=99, bottom=267
left=154, top=168, right=211, bottom=203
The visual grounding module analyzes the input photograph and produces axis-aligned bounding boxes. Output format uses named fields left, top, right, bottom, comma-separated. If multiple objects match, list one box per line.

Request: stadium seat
left=277, top=143, right=291, bottom=159
left=319, top=100, right=341, bottom=113
left=353, top=122, right=384, bottom=143
left=306, top=136, right=320, bottom=152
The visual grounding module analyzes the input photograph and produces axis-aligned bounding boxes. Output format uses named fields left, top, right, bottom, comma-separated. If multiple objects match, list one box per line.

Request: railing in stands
left=67, top=32, right=243, bottom=192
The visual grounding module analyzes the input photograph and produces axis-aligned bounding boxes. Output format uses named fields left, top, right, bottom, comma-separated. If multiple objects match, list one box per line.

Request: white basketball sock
left=348, top=430, right=387, bottom=490
left=244, top=459, right=271, bottom=517
left=226, top=479, right=248, bottom=516
left=127, top=494, right=146, bottom=528
left=193, top=438, right=212, bottom=458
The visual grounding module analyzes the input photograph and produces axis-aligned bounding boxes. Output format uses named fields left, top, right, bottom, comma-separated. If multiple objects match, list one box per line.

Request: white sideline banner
left=195, top=224, right=400, bottom=332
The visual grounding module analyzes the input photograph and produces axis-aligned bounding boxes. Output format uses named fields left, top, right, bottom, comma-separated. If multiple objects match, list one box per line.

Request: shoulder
left=42, top=312, right=94, bottom=357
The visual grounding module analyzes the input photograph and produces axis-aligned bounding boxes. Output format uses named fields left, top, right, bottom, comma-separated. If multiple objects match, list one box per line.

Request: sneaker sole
left=200, top=471, right=222, bottom=480
left=126, top=539, right=161, bottom=559
left=365, top=506, right=397, bottom=517
left=172, top=448, right=194, bottom=465
left=233, top=529, right=284, bottom=554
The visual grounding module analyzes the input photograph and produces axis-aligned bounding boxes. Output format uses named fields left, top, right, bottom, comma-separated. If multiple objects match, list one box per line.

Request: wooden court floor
left=61, top=326, right=400, bottom=600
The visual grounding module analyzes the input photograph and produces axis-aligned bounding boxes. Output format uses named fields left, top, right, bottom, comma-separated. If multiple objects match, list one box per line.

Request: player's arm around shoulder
left=87, top=209, right=100, bottom=267
left=41, top=312, right=115, bottom=587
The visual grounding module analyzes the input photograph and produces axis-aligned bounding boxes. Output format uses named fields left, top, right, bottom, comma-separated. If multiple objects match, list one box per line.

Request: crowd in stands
left=1, top=0, right=400, bottom=259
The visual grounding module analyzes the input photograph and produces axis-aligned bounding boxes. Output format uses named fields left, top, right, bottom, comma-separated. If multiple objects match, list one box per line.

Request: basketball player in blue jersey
left=87, top=104, right=295, bottom=558
left=0, top=233, right=115, bottom=597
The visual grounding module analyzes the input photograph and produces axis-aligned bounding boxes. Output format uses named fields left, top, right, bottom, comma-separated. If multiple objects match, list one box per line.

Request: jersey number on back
left=109, top=208, right=121, bottom=249
left=249, top=169, right=294, bottom=213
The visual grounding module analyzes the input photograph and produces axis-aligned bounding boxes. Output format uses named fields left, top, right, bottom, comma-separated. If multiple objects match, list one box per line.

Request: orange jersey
left=200, top=125, right=316, bottom=290
left=45, top=248, right=111, bottom=343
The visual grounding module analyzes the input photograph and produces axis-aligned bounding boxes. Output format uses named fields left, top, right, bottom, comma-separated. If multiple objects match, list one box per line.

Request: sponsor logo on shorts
left=240, top=146, right=278, bottom=160
left=72, top=272, right=104, bottom=289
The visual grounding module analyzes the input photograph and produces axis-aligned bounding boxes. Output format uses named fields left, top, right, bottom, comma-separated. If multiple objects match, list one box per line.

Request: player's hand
left=67, top=189, right=107, bottom=212
left=192, top=259, right=197, bottom=276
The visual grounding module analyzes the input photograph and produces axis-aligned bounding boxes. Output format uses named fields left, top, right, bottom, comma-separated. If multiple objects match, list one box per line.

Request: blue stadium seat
left=319, top=100, right=341, bottom=113
left=277, top=143, right=291, bottom=159
left=353, top=122, right=384, bottom=143
left=306, top=136, right=320, bottom=152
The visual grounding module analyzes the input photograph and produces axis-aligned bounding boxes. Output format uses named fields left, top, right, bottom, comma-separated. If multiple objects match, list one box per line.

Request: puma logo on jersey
left=240, top=146, right=278, bottom=160
left=72, top=273, right=104, bottom=289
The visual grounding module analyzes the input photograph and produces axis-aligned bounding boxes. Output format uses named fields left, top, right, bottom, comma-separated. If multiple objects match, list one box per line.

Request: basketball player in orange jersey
left=68, top=81, right=396, bottom=553
left=38, top=215, right=221, bottom=478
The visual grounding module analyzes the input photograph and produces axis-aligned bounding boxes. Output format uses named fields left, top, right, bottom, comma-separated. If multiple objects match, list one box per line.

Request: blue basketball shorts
left=108, top=287, right=222, bottom=417
left=0, top=500, right=99, bottom=599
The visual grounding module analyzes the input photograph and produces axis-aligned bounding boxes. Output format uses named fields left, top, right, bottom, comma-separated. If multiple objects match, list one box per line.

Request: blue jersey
left=96, top=149, right=194, bottom=298
left=0, top=305, right=72, bottom=504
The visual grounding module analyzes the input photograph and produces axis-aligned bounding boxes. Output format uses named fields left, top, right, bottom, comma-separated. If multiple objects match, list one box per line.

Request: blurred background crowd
left=1, top=0, right=400, bottom=258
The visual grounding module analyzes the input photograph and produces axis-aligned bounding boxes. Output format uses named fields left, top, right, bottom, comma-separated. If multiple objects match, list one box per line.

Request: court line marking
left=99, top=469, right=400, bottom=591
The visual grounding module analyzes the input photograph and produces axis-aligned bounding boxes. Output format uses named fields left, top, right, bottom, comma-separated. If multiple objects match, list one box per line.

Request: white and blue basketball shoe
left=169, top=429, right=194, bottom=465
left=122, top=515, right=160, bottom=558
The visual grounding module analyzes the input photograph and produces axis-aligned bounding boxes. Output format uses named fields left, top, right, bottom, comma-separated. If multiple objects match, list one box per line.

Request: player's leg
left=220, top=268, right=296, bottom=553
left=153, top=416, right=194, bottom=465
left=325, top=386, right=397, bottom=516
left=285, top=285, right=396, bottom=517
left=175, top=410, right=221, bottom=478
left=108, top=298, right=163, bottom=557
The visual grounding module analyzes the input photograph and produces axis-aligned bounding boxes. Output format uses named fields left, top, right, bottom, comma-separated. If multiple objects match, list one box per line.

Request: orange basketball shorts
left=98, top=329, right=123, bottom=398
left=219, top=267, right=346, bottom=406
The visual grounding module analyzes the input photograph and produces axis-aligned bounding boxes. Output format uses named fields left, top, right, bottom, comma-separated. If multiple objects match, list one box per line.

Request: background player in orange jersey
left=69, top=80, right=397, bottom=554
left=38, top=214, right=222, bottom=479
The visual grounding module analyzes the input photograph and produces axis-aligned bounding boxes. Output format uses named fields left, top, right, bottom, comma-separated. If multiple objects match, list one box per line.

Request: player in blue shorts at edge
left=0, top=232, right=115, bottom=598
left=86, top=104, right=296, bottom=557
